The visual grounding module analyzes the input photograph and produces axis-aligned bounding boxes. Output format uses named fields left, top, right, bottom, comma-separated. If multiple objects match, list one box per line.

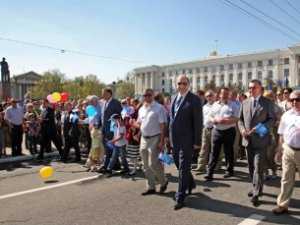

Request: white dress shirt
left=210, top=100, right=240, bottom=130
left=138, top=101, right=166, bottom=137
left=278, top=109, right=300, bottom=149
left=203, top=102, right=214, bottom=128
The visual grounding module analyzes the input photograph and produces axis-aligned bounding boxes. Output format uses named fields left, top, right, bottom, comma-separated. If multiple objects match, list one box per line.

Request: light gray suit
left=238, top=96, right=275, bottom=197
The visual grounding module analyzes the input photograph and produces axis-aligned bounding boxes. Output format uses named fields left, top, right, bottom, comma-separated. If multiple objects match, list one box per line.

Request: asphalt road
left=0, top=159, right=299, bottom=225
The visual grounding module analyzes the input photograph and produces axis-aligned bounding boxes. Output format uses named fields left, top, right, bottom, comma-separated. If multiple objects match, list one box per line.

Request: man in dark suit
left=38, top=99, right=63, bottom=160
left=169, top=75, right=202, bottom=210
left=238, top=79, right=275, bottom=207
left=100, top=88, right=122, bottom=172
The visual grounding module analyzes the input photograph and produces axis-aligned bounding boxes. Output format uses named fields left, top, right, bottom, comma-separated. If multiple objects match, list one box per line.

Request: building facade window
left=257, top=60, right=263, bottom=67
left=238, top=72, right=243, bottom=81
left=161, top=72, right=165, bottom=77
left=161, top=79, right=165, bottom=86
left=188, top=69, right=193, bottom=74
left=196, top=67, right=200, bottom=73
left=248, top=72, right=252, bottom=81
left=204, top=67, right=208, bottom=72
left=257, top=71, right=262, bottom=80
left=229, top=73, right=233, bottom=82
left=229, top=64, right=233, bottom=70
left=238, top=63, right=243, bottom=69
left=220, top=65, right=224, bottom=71
left=248, top=62, right=252, bottom=68
left=284, top=58, right=289, bottom=65
left=268, top=59, right=273, bottom=66
left=182, top=69, right=186, bottom=74
left=268, top=70, right=273, bottom=79
left=284, top=68, right=289, bottom=77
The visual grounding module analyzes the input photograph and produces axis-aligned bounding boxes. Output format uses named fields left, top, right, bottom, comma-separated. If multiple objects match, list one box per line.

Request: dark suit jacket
left=238, top=96, right=275, bottom=148
left=102, top=98, right=122, bottom=140
left=169, top=91, right=203, bottom=149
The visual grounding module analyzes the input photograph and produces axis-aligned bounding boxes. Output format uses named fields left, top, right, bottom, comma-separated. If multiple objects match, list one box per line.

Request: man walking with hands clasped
left=169, top=75, right=202, bottom=210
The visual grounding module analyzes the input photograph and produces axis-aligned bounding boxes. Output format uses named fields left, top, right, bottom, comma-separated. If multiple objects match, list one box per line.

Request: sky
left=1, top=0, right=300, bottom=84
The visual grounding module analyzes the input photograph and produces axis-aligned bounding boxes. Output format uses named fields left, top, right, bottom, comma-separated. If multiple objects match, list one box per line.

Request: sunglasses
left=248, top=86, right=256, bottom=90
left=290, top=98, right=300, bottom=102
left=143, top=94, right=152, bottom=97
left=284, top=92, right=290, bottom=94
left=177, top=82, right=188, bottom=86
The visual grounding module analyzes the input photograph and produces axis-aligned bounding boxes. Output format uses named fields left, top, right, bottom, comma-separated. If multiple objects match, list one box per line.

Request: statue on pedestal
left=1, top=57, right=11, bottom=100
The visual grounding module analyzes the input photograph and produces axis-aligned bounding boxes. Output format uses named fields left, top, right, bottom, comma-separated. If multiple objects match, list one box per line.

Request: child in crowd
left=26, top=113, right=40, bottom=155
left=85, top=125, right=105, bottom=172
left=106, top=114, right=129, bottom=176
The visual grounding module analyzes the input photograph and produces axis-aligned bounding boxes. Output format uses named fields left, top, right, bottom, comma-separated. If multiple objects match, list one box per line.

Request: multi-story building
left=130, top=44, right=300, bottom=95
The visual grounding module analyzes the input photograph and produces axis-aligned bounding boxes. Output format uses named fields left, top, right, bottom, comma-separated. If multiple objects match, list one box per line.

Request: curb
left=0, top=152, right=60, bottom=164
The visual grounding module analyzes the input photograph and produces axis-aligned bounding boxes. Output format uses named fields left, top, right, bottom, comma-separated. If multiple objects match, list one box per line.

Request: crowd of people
left=0, top=76, right=299, bottom=213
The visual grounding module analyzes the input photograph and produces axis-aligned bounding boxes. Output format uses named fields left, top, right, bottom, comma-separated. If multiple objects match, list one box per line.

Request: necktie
left=253, top=99, right=257, bottom=109
left=175, top=96, right=182, bottom=109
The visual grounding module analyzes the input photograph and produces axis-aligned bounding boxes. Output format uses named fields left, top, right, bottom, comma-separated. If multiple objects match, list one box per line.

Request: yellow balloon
left=52, top=92, right=61, bottom=102
left=39, top=166, right=54, bottom=179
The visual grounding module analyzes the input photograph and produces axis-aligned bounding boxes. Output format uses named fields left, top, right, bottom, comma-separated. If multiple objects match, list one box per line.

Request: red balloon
left=61, top=92, right=69, bottom=102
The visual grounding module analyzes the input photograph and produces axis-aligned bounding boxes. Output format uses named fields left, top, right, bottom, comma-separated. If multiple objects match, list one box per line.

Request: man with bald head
left=272, top=90, right=300, bottom=215
left=169, top=75, right=202, bottom=210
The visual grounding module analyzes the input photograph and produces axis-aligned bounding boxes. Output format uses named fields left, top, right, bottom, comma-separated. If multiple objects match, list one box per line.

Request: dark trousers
left=63, top=136, right=81, bottom=162
left=28, top=135, right=38, bottom=155
left=11, top=125, right=23, bottom=156
left=207, top=127, right=236, bottom=176
left=246, top=146, right=266, bottom=197
left=172, top=145, right=195, bottom=203
left=39, top=131, right=62, bottom=159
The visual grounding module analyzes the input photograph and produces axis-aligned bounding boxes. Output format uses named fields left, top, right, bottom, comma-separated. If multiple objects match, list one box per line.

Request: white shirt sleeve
left=277, top=113, right=287, bottom=135
left=137, top=108, right=142, bottom=123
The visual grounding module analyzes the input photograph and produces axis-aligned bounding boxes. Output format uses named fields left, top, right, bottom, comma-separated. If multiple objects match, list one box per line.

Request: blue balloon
left=86, top=105, right=97, bottom=118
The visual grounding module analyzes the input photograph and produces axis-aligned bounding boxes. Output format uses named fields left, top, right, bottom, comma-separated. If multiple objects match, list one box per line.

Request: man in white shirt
left=193, top=90, right=215, bottom=172
left=4, top=98, right=24, bottom=156
left=132, top=88, right=168, bottom=195
left=205, top=88, right=239, bottom=181
left=272, top=90, right=300, bottom=215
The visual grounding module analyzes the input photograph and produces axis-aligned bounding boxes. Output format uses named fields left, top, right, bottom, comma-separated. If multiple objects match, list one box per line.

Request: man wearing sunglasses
left=272, top=90, right=300, bottom=215
left=169, top=75, right=202, bottom=210
left=132, top=89, right=168, bottom=196
left=238, top=79, right=275, bottom=207
left=279, top=87, right=293, bottom=112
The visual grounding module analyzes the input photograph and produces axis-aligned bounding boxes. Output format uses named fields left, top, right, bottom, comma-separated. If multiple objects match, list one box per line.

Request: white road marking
left=237, top=214, right=265, bottom=225
left=0, top=175, right=100, bottom=201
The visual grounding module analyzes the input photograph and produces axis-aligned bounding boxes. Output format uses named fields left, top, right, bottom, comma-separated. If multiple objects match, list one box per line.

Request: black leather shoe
left=97, top=167, right=108, bottom=174
left=251, top=196, right=260, bottom=207
left=159, top=181, right=168, bottom=194
left=248, top=191, right=263, bottom=197
left=174, top=202, right=185, bottom=210
left=141, top=189, right=156, bottom=196
left=248, top=191, right=253, bottom=197
left=204, top=175, right=213, bottom=181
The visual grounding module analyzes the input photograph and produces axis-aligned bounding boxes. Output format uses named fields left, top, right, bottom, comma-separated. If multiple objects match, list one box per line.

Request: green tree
left=115, top=81, right=135, bottom=99
left=30, top=70, right=65, bottom=99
